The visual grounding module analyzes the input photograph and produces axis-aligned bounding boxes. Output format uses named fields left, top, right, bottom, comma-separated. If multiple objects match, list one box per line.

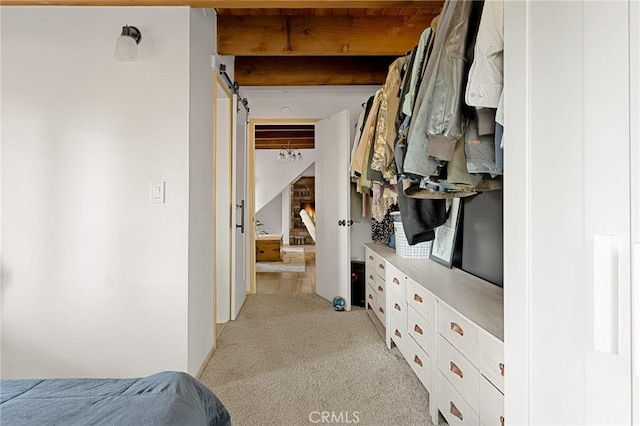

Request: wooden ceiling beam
left=218, top=15, right=433, bottom=56
left=235, top=56, right=395, bottom=86
left=255, top=139, right=315, bottom=150
left=0, top=0, right=441, bottom=6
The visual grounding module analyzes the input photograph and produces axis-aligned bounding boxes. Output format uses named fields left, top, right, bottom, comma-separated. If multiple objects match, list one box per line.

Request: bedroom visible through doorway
left=249, top=121, right=318, bottom=295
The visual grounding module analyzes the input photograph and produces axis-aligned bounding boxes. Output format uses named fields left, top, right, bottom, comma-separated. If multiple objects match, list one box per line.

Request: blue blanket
left=0, top=371, right=231, bottom=426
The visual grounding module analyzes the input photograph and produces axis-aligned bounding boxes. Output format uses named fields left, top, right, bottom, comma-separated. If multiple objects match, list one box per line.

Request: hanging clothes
left=350, top=90, right=382, bottom=176
left=404, top=0, right=485, bottom=177
left=371, top=56, right=407, bottom=180
left=371, top=204, right=399, bottom=245
left=401, top=27, right=434, bottom=118
left=465, top=0, right=504, bottom=113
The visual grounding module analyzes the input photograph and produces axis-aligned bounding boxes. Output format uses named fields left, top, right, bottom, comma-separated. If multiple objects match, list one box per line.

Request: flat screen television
left=459, top=189, right=504, bottom=287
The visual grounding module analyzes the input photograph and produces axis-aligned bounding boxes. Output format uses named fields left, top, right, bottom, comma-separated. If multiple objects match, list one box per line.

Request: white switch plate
left=150, top=181, right=165, bottom=204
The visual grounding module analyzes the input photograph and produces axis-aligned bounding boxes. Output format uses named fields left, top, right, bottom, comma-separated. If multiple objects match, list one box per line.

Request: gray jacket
left=404, top=0, right=484, bottom=178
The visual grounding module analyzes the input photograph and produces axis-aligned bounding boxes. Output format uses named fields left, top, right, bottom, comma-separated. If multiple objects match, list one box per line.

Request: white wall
left=257, top=194, right=283, bottom=235
left=0, top=6, right=210, bottom=378
left=244, top=86, right=377, bottom=260
left=187, top=8, right=215, bottom=376
left=254, top=149, right=316, bottom=212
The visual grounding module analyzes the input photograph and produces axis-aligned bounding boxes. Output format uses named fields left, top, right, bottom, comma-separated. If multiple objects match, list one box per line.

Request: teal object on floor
left=332, top=296, right=346, bottom=311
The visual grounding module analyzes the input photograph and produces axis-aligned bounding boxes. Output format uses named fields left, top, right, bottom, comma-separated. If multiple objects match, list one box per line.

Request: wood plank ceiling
left=217, top=3, right=444, bottom=86
left=1, top=0, right=444, bottom=85
left=254, top=124, right=315, bottom=150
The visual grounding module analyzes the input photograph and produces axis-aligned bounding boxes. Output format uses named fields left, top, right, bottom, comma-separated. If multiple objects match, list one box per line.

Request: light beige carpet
left=199, top=293, right=442, bottom=426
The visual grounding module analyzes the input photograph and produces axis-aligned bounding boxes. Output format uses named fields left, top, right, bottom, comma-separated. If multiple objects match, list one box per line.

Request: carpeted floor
left=199, top=293, right=441, bottom=426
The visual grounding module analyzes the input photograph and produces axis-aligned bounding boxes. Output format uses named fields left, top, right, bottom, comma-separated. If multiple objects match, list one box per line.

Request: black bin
left=351, top=260, right=366, bottom=307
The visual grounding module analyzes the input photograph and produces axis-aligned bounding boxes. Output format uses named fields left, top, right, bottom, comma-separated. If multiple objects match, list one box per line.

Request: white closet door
left=584, top=2, right=632, bottom=424
left=630, top=1, right=640, bottom=423
left=505, top=1, right=635, bottom=424
left=231, top=94, right=248, bottom=320
left=315, top=110, right=351, bottom=308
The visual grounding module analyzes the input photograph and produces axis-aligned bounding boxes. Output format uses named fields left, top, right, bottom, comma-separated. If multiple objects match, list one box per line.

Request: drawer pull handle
left=450, top=361, right=463, bottom=379
left=378, top=286, right=384, bottom=292
left=395, top=329, right=402, bottom=338
left=450, top=322, right=464, bottom=336
left=450, top=402, right=463, bottom=421
left=499, top=363, right=505, bottom=377
left=378, top=307, right=384, bottom=314
left=413, top=294, right=423, bottom=303
left=368, top=255, right=374, bottom=261
left=393, top=277, right=400, bottom=285
left=413, top=355, right=423, bottom=367
left=394, top=303, right=402, bottom=312
left=413, top=324, right=423, bottom=335
left=368, top=294, right=373, bottom=300
left=500, top=416, right=505, bottom=426
left=378, top=264, right=385, bottom=270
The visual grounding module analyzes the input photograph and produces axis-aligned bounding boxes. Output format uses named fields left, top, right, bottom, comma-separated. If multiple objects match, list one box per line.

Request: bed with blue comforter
left=0, top=371, right=231, bottom=425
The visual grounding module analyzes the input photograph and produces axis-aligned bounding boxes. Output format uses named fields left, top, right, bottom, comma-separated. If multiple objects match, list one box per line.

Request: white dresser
left=365, top=244, right=504, bottom=425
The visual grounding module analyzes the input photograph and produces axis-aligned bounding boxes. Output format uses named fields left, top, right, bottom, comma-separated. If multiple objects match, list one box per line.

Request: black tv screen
left=460, top=190, right=504, bottom=287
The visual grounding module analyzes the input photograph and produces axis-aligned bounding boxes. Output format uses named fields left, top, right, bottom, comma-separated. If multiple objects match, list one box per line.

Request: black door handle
left=338, top=220, right=346, bottom=226
left=236, top=200, right=245, bottom=233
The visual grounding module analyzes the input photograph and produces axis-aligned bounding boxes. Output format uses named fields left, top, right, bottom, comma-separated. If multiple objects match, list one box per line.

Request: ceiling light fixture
left=278, top=141, right=303, bottom=162
left=115, top=25, right=142, bottom=62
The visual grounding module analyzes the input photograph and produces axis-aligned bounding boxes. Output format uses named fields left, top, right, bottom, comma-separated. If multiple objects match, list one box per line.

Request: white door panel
left=231, top=94, right=248, bottom=320
left=315, top=110, right=351, bottom=308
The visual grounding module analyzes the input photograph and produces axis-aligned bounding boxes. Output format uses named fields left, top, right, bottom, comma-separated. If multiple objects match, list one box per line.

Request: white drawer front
left=438, top=336, right=480, bottom=412
left=366, top=283, right=377, bottom=311
left=375, top=292, right=386, bottom=326
left=389, top=283, right=407, bottom=317
left=374, top=273, right=385, bottom=300
left=389, top=312, right=409, bottom=358
left=385, top=262, right=406, bottom=298
left=478, top=328, right=504, bottom=393
left=405, top=335, right=432, bottom=392
left=438, top=372, right=480, bottom=426
left=375, top=258, right=386, bottom=279
left=407, top=305, right=432, bottom=356
left=365, top=248, right=376, bottom=272
left=406, top=277, right=437, bottom=323
left=439, top=302, right=479, bottom=367
left=479, top=376, right=504, bottom=426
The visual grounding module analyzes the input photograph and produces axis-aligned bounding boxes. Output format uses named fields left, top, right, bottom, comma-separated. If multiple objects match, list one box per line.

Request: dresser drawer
left=480, top=376, right=504, bottom=426
left=385, top=262, right=406, bottom=298
left=365, top=248, right=377, bottom=273
left=366, top=283, right=377, bottom=311
left=389, top=311, right=409, bottom=358
left=389, top=287, right=407, bottom=321
left=439, top=302, right=479, bottom=367
left=405, top=335, right=432, bottom=392
left=407, top=277, right=437, bottom=323
left=374, top=273, right=385, bottom=301
left=374, top=293, right=386, bottom=326
left=478, top=329, right=504, bottom=393
left=438, top=372, right=480, bottom=426
left=438, top=336, right=480, bottom=412
left=407, top=305, right=433, bottom=356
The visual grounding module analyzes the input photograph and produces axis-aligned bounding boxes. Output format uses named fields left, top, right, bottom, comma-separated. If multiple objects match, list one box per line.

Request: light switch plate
left=150, top=181, right=165, bottom=204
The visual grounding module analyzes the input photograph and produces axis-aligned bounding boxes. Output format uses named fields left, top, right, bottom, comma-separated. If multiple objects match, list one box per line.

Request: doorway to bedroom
left=249, top=121, right=317, bottom=295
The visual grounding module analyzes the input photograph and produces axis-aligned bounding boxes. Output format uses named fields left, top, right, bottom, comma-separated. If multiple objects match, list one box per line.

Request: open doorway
left=248, top=120, right=318, bottom=295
